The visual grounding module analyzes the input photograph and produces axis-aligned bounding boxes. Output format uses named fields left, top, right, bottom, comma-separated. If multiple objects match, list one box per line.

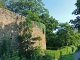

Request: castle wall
left=0, top=8, right=46, bottom=49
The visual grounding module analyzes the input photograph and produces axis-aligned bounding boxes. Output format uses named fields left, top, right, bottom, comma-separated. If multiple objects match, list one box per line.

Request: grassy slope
left=60, top=55, right=74, bottom=60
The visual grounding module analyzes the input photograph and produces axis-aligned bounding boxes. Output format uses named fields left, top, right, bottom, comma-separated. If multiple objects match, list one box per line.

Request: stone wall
left=0, top=8, right=46, bottom=49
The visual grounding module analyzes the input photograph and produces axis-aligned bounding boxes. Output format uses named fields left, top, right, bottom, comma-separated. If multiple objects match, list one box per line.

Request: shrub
left=70, top=45, right=77, bottom=53
left=25, top=46, right=44, bottom=60
left=54, top=50, right=60, bottom=59
left=41, top=54, right=53, bottom=60
left=67, top=46, right=72, bottom=54
left=45, top=50, right=60, bottom=59
left=0, top=38, right=26, bottom=60
left=0, top=38, right=12, bottom=57
left=45, top=46, right=77, bottom=60
left=1, top=50, right=27, bottom=60
left=60, top=47, right=68, bottom=56
left=1, top=51, right=20, bottom=60
left=45, top=50, right=55, bottom=59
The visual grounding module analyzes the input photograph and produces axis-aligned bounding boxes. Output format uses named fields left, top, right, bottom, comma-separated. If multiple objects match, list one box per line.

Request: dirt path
left=74, top=51, right=80, bottom=60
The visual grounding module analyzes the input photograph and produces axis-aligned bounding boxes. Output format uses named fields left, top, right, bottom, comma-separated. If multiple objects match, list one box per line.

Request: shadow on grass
left=60, top=54, right=74, bottom=60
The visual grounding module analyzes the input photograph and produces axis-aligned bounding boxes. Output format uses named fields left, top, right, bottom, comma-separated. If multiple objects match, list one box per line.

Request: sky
left=42, top=0, right=77, bottom=23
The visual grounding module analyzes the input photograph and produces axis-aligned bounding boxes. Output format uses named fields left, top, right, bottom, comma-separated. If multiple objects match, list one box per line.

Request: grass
left=60, top=55, right=74, bottom=60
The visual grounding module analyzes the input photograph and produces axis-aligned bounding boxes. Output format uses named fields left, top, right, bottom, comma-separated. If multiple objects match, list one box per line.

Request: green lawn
left=60, top=55, right=74, bottom=60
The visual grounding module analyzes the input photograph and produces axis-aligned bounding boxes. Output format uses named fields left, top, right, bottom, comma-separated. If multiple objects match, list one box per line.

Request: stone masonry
left=0, top=8, right=46, bottom=49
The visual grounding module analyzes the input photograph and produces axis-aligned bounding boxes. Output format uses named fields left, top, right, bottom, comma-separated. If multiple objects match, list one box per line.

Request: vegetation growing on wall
left=17, top=17, right=42, bottom=59
left=34, top=21, right=46, bottom=34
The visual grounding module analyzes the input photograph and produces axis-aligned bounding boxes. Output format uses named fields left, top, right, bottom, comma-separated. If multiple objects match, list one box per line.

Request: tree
left=70, top=0, right=80, bottom=33
left=5, top=0, right=49, bottom=22
left=69, top=0, right=80, bottom=47
left=46, top=17, right=58, bottom=48
left=0, top=0, right=8, bottom=8
left=72, top=0, right=80, bottom=15
left=70, top=16, right=80, bottom=33
left=56, top=23, right=80, bottom=47
left=40, top=15, right=58, bottom=49
left=0, top=0, right=49, bottom=22
left=56, top=23, right=73, bottom=46
left=17, top=18, right=42, bottom=59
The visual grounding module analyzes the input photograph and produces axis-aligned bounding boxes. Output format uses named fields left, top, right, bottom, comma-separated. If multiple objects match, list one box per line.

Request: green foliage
left=25, top=46, right=54, bottom=60
left=60, top=47, right=68, bottom=56
left=41, top=54, right=53, bottom=60
left=32, top=36, right=42, bottom=41
left=34, top=21, right=46, bottom=34
left=72, top=0, right=80, bottom=15
left=70, top=16, right=80, bottom=33
left=0, top=38, right=55, bottom=60
left=0, top=0, right=8, bottom=9
left=70, top=45, right=77, bottom=53
left=0, top=38, right=76, bottom=60
left=70, top=0, right=80, bottom=33
left=45, top=46, right=77, bottom=59
left=0, top=38, right=26, bottom=60
left=60, top=46, right=72, bottom=56
left=0, top=38, right=12, bottom=57
left=56, top=23, right=74, bottom=46
left=0, top=40, right=7, bottom=56
left=18, top=17, right=42, bottom=59
left=1, top=50, right=27, bottom=60
left=30, top=47, right=42, bottom=60
left=43, top=16, right=58, bottom=49
left=60, top=46, right=77, bottom=56
left=1, top=51, right=20, bottom=60
left=67, top=47, right=72, bottom=54
left=48, top=22, right=80, bottom=49
left=0, top=5, right=7, bottom=9
left=45, top=50, right=60, bottom=59
left=5, top=0, right=49, bottom=22
left=71, top=32, right=80, bottom=46
left=0, top=0, right=6, bottom=6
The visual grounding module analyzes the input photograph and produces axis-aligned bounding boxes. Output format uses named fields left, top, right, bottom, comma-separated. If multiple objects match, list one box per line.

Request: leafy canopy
left=70, top=0, right=80, bottom=33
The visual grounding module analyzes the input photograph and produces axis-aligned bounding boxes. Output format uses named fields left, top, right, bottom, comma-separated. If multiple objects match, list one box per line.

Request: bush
left=41, top=54, right=53, bottom=60
left=45, top=50, right=60, bottom=59
left=1, top=50, right=27, bottom=60
left=0, top=38, right=27, bottom=60
left=70, top=45, right=77, bottom=53
left=45, top=46, right=77, bottom=60
left=1, top=51, right=20, bottom=60
left=45, top=50, right=55, bottom=59
left=67, top=46, right=72, bottom=54
left=54, top=50, right=60, bottom=59
left=60, top=47, right=68, bottom=56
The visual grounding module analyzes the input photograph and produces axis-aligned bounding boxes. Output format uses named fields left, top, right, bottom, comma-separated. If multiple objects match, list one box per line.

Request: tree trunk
left=78, top=26, right=80, bottom=33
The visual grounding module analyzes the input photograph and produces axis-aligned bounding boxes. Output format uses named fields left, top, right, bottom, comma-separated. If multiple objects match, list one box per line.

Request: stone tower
left=0, top=8, right=46, bottom=49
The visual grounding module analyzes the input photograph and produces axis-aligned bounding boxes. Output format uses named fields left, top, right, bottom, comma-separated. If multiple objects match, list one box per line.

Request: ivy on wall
left=34, top=21, right=46, bottom=34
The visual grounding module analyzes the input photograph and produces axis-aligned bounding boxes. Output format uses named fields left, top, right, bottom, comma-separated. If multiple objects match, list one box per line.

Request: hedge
left=45, top=46, right=77, bottom=59
left=45, top=50, right=60, bottom=59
